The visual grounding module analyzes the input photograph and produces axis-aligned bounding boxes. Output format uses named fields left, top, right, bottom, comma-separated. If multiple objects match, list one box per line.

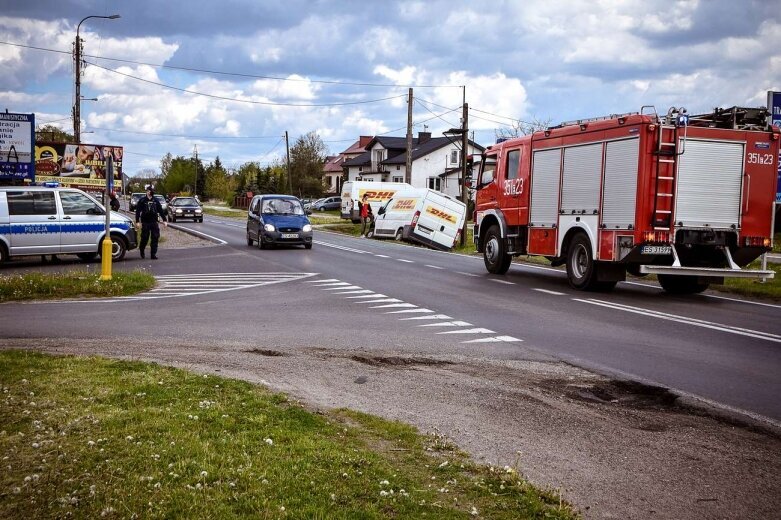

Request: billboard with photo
left=34, top=142, right=123, bottom=191
left=0, top=112, right=35, bottom=181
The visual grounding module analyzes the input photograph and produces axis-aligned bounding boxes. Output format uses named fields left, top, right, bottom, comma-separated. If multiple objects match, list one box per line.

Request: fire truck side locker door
left=528, top=148, right=562, bottom=255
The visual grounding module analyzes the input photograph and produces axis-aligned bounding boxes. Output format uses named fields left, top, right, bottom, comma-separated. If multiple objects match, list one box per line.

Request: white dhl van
left=372, top=188, right=467, bottom=250
left=340, top=181, right=412, bottom=223
left=0, top=186, right=137, bottom=262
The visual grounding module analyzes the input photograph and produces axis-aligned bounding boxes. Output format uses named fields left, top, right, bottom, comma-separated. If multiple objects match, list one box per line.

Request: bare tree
left=495, top=116, right=552, bottom=140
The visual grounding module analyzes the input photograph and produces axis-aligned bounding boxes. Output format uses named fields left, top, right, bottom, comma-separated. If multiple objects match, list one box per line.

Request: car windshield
left=154, top=195, right=165, bottom=203
left=173, top=197, right=197, bottom=206
left=132, top=194, right=143, bottom=200
left=262, top=198, right=304, bottom=215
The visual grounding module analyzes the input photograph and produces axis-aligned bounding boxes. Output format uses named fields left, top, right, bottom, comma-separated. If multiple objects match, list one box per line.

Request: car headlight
left=264, top=223, right=275, bottom=232
left=176, top=209, right=183, bottom=214
left=302, top=224, right=312, bottom=233
left=195, top=208, right=202, bottom=213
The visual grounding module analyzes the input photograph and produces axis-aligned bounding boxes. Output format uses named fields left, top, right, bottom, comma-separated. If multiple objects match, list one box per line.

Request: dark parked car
left=129, top=192, right=145, bottom=211
left=311, top=196, right=341, bottom=211
left=246, top=194, right=313, bottom=249
left=168, top=196, right=203, bottom=222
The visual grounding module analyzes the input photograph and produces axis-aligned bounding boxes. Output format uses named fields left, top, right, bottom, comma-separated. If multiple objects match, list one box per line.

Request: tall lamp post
left=74, top=14, right=120, bottom=142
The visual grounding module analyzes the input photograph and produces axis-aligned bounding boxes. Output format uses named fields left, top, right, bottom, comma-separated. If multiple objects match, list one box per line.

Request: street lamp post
left=74, top=14, right=120, bottom=142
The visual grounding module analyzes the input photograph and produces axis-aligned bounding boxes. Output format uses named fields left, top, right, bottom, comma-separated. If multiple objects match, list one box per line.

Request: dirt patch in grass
left=350, top=355, right=453, bottom=368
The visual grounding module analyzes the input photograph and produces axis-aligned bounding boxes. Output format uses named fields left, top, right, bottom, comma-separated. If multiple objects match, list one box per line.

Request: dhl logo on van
left=424, top=205, right=457, bottom=224
left=358, top=189, right=398, bottom=201
left=392, top=198, right=416, bottom=210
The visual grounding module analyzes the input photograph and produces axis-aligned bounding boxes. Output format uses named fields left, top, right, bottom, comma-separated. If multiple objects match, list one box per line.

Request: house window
left=393, top=176, right=403, bottom=183
left=359, top=166, right=363, bottom=172
left=450, top=150, right=459, bottom=165
left=427, top=177, right=441, bottom=191
left=396, top=165, right=400, bottom=170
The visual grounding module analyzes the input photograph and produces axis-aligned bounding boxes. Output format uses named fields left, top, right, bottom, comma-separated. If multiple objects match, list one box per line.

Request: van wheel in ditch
left=99, top=235, right=127, bottom=261
left=395, top=228, right=403, bottom=241
left=657, top=274, right=709, bottom=294
left=77, top=252, right=98, bottom=262
left=483, top=225, right=512, bottom=274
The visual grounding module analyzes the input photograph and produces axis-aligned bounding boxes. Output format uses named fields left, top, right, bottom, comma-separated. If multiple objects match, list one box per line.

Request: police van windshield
left=262, top=198, right=304, bottom=215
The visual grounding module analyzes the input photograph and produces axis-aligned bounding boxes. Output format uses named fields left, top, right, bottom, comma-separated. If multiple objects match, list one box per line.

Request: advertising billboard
left=0, top=112, right=35, bottom=181
left=34, top=142, right=123, bottom=191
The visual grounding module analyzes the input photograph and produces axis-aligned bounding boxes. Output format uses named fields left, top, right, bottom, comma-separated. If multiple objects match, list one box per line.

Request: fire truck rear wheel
left=483, top=225, right=512, bottom=274
left=657, top=274, right=709, bottom=294
left=566, top=233, right=610, bottom=291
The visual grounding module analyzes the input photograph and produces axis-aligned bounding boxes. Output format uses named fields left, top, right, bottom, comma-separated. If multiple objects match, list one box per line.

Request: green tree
left=289, top=131, right=327, bottom=197
left=204, top=156, right=235, bottom=201
left=35, top=124, right=74, bottom=143
left=157, top=156, right=200, bottom=196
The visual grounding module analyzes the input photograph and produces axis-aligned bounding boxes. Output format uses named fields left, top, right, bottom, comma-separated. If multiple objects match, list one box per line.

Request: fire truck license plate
left=641, top=245, right=672, bottom=255
left=281, top=233, right=299, bottom=239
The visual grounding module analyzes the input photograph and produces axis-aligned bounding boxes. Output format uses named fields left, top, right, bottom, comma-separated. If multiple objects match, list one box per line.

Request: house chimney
left=359, top=135, right=373, bottom=147
left=417, top=131, right=431, bottom=144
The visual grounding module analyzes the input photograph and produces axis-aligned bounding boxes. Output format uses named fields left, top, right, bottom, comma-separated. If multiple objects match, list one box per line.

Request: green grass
left=0, top=351, right=578, bottom=519
left=202, top=207, right=244, bottom=219
left=0, top=270, right=155, bottom=302
left=711, top=261, right=781, bottom=299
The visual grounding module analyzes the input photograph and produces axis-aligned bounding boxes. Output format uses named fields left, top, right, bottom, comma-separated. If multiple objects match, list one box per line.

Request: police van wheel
left=395, top=228, right=403, bottom=241
left=658, top=274, right=709, bottom=294
left=0, top=243, right=7, bottom=264
left=99, top=235, right=127, bottom=262
left=483, top=225, right=512, bottom=275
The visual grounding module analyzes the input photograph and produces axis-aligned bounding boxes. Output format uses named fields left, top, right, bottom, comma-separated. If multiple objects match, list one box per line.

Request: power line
left=0, top=40, right=460, bottom=89
left=414, top=98, right=460, bottom=128
left=85, top=60, right=408, bottom=107
left=86, top=126, right=281, bottom=139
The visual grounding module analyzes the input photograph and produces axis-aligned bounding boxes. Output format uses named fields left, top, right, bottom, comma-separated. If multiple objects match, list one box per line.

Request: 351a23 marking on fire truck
left=747, top=152, right=774, bottom=165
left=503, top=179, right=524, bottom=196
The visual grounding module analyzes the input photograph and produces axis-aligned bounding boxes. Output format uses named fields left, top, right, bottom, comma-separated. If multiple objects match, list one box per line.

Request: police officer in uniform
left=135, top=187, right=167, bottom=259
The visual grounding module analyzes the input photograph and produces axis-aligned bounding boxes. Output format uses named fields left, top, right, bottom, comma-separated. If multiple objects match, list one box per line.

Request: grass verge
left=202, top=207, right=244, bottom=219
left=711, top=261, right=781, bottom=299
left=0, top=351, right=578, bottom=519
left=0, top=270, right=155, bottom=302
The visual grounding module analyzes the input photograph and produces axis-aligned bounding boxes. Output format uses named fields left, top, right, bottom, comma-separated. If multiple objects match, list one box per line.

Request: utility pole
left=285, top=131, right=292, bottom=194
left=73, top=14, right=120, bottom=143
left=193, top=144, right=198, bottom=196
left=405, top=88, right=413, bottom=184
left=460, top=87, right=468, bottom=247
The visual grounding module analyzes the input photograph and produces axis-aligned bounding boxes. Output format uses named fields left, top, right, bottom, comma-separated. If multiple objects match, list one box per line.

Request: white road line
left=384, top=308, right=434, bottom=314
left=310, top=282, right=352, bottom=287
left=398, top=314, right=453, bottom=320
left=533, top=288, right=565, bottom=296
left=575, top=298, right=781, bottom=343
left=333, top=289, right=374, bottom=295
left=358, top=298, right=402, bottom=304
left=489, top=279, right=515, bottom=285
left=322, top=285, right=362, bottom=291
left=425, top=264, right=443, bottom=269
left=462, top=336, right=523, bottom=344
left=303, top=278, right=339, bottom=283
left=169, top=227, right=227, bottom=244
left=314, top=241, right=371, bottom=254
left=345, top=294, right=385, bottom=299
left=418, top=321, right=472, bottom=327
left=374, top=254, right=390, bottom=258
left=436, top=328, right=495, bottom=335
left=397, top=258, right=414, bottom=263
left=370, top=303, right=417, bottom=309
left=457, top=271, right=479, bottom=277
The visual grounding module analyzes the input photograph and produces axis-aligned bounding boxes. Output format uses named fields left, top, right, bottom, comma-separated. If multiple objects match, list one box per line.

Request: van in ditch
left=0, top=186, right=137, bottom=262
left=340, top=181, right=412, bottom=223
left=373, top=188, right=467, bottom=250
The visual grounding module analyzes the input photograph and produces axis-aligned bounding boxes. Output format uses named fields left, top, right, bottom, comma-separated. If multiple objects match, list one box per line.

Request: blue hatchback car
left=246, top=195, right=313, bottom=249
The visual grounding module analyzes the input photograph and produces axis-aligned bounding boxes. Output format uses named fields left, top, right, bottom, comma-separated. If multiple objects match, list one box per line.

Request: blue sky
left=2, top=0, right=780, bottom=176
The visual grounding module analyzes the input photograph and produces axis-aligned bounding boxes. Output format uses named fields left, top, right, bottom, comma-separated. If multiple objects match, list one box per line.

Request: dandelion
left=261, top=479, right=268, bottom=485
left=330, top=493, right=336, bottom=501
left=31, top=442, right=39, bottom=449
left=438, top=460, right=449, bottom=468
left=100, top=507, right=115, bottom=517
left=380, top=480, right=390, bottom=486
left=341, top=473, right=348, bottom=478
left=24, top=476, right=32, bottom=482
left=471, top=506, right=479, bottom=516
left=264, top=438, right=273, bottom=446
left=88, top=440, right=95, bottom=447
left=380, top=490, right=389, bottom=497
left=126, top=436, right=134, bottom=441
left=32, top=474, right=39, bottom=481
left=279, top=506, right=285, bottom=512
left=154, top=482, right=161, bottom=489
left=12, top=487, right=21, bottom=494
left=200, top=471, right=208, bottom=478
left=195, top=483, right=202, bottom=490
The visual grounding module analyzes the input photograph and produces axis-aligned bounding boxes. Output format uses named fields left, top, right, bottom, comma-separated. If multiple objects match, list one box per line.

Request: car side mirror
left=378, top=207, right=385, bottom=216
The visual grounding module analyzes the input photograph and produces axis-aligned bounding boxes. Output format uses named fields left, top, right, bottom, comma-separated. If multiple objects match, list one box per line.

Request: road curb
left=121, top=207, right=225, bottom=245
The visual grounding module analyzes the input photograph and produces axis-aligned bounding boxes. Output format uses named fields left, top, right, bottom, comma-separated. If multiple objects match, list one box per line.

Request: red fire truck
left=472, top=106, right=778, bottom=293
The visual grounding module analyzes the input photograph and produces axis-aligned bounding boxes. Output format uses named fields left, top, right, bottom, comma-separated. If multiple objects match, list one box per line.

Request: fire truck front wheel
left=483, top=225, right=512, bottom=274
left=566, top=233, right=616, bottom=291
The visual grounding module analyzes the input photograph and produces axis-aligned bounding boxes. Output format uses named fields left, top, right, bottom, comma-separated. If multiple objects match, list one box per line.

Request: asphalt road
left=2, top=213, right=780, bottom=423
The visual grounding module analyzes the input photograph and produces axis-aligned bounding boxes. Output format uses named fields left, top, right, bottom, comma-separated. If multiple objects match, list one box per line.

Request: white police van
left=0, top=186, right=137, bottom=262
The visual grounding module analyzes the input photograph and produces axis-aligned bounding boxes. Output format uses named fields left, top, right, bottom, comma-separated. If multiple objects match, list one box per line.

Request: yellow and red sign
left=392, top=198, right=417, bottom=211
left=358, top=189, right=398, bottom=202
left=424, top=205, right=457, bottom=224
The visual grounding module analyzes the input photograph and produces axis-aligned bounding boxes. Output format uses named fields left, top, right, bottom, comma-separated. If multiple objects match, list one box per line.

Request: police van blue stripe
left=2, top=222, right=131, bottom=235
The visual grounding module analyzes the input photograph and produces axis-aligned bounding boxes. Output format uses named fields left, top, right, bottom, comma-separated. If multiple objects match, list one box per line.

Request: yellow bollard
left=99, top=236, right=113, bottom=281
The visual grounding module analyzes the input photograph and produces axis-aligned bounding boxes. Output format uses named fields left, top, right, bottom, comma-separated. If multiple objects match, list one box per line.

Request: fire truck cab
left=473, top=106, right=778, bottom=294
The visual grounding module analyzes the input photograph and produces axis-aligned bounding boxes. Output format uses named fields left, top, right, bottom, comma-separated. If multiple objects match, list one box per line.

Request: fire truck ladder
left=652, top=125, right=678, bottom=229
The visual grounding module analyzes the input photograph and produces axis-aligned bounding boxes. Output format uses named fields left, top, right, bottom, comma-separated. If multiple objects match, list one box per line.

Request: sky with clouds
left=2, top=0, right=780, bottom=176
